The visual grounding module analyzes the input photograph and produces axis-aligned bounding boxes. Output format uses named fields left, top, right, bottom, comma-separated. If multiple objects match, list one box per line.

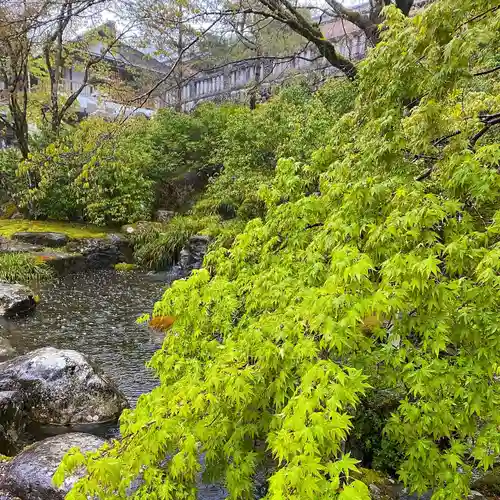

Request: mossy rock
left=114, top=262, right=136, bottom=271
left=472, top=466, right=500, bottom=496
left=352, top=468, right=401, bottom=499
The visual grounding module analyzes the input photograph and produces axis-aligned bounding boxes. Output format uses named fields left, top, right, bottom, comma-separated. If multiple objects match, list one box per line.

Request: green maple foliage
left=54, top=0, right=500, bottom=498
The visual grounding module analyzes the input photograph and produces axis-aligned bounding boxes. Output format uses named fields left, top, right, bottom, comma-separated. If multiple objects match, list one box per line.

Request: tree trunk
left=319, top=40, right=357, bottom=79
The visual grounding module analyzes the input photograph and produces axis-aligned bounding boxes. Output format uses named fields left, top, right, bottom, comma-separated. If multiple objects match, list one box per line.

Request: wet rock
left=66, top=236, right=132, bottom=269
left=179, top=235, right=210, bottom=274
left=0, top=391, right=25, bottom=456
left=0, top=237, right=43, bottom=254
left=33, top=251, right=87, bottom=276
left=155, top=210, right=176, bottom=222
left=0, top=347, right=128, bottom=427
left=0, top=433, right=105, bottom=500
left=12, top=232, right=68, bottom=248
left=0, top=338, right=15, bottom=361
left=0, top=283, right=36, bottom=317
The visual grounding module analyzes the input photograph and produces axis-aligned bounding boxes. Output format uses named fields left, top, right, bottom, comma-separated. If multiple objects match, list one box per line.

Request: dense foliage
left=51, top=1, right=500, bottom=497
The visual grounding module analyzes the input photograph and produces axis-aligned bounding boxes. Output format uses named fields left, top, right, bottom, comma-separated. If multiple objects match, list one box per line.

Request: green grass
left=0, top=253, right=54, bottom=283
left=132, top=216, right=218, bottom=270
left=0, top=220, right=108, bottom=239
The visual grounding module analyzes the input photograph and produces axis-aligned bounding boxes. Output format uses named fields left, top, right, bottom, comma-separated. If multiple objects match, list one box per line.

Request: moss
left=114, top=262, right=136, bottom=271
left=352, top=468, right=397, bottom=499
left=0, top=220, right=108, bottom=239
left=0, top=453, right=13, bottom=462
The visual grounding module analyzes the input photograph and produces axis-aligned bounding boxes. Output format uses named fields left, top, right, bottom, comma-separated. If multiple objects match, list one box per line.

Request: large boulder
left=0, top=284, right=36, bottom=317
left=11, top=232, right=68, bottom=248
left=0, top=237, right=43, bottom=254
left=66, top=235, right=132, bottom=269
left=0, top=433, right=105, bottom=500
left=0, top=348, right=128, bottom=428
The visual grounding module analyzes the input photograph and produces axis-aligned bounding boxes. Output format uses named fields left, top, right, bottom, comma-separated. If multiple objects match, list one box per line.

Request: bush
left=0, top=148, right=22, bottom=206
left=0, top=253, right=53, bottom=283
left=19, top=117, right=155, bottom=224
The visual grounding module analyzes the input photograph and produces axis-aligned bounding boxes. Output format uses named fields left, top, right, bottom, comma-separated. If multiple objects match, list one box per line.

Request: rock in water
left=0, top=347, right=128, bottom=426
left=11, top=232, right=68, bottom=248
left=0, top=433, right=105, bottom=500
left=0, top=283, right=36, bottom=317
left=66, top=236, right=132, bottom=269
left=179, top=235, right=211, bottom=274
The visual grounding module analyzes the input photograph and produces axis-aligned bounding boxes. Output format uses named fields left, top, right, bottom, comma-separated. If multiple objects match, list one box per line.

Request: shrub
left=19, top=117, right=155, bottom=224
left=131, top=217, right=209, bottom=270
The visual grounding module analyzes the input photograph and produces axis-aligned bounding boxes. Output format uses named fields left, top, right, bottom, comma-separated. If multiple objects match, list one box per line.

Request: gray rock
left=468, top=491, right=486, bottom=499
left=66, top=237, right=131, bottom=269
left=0, top=391, right=25, bottom=456
left=0, top=283, right=36, bottom=317
left=11, top=232, right=68, bottom=248
left=0, top=433, right=105, bottom=500
left=0, top=338, right=15, bottom=362
left=179, top=235, right=210, bottom=274
left=0, top=237, right=43, bottom=254
left=0, top=491, right=22, bottom=500
left=31, top=252, right=87, bottom=276
left=0, top=347, right=128, bottom=426
left=155, top=210, right=176, bottom=222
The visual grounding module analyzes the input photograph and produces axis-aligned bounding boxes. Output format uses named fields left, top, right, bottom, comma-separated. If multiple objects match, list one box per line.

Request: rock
left=0, top=433, right=105, bottom=500
left=179, top=235, right=210, bottom=274
left=66, top=237, right=132, bottom=269
left=0, top=338, right=15, bottom=361
left=0, top=283, right=36, bottom=317
left=32, top=251, right=87, bottom=276
left=471, top=465, right=500, bottom=496
left=0, top=491, right=22, bottom=500
left=11, top=232, right=68, bottom=248
left=0, top=347, right=128, bottom=427
left=0, top=391, right=25, bottom=456
left=468, top=491, right=486, bottom=499
left=121, top=224, right=136, bottom=234
left=155, top=210, right=176, bottom=222
left=0, top=237, right=43, bottom=254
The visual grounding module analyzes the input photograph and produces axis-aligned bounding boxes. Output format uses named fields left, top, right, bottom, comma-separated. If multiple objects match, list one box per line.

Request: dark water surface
left=0, top=269, right=172, bottom=405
